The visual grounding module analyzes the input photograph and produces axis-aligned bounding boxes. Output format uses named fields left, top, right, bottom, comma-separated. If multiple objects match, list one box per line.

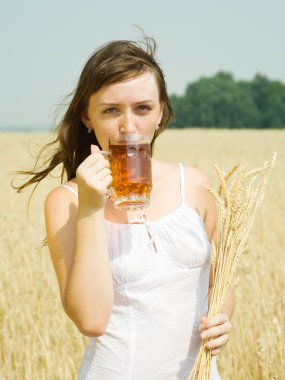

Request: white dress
left=61, top=163, right=221, bottom=380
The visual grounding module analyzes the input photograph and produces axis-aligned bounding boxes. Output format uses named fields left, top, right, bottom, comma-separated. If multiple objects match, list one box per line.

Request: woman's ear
left=81, top=115, right=92, bottom=128
left=158, top=103, right=164, bottom=124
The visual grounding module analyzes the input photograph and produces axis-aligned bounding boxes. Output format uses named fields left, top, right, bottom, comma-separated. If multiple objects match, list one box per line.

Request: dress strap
left=60, top=184, right=78, bottom=198
left=178, top=163, right=185, bottom=205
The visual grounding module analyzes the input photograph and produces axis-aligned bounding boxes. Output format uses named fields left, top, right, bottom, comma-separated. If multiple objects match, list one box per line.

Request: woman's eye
left=137, top=105, right=151, bottom=112
left=104, top=108, right=119, bottom=114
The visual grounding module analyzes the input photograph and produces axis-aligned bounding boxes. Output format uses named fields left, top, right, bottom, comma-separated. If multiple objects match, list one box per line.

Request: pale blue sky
left=0, top=0, right=284, bottom=127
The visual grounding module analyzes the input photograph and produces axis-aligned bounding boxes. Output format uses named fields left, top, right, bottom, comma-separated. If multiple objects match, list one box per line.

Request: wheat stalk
left=186, top=153, right=277, bottom=380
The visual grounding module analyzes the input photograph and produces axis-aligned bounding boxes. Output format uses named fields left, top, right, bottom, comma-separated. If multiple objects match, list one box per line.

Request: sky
left=0, top=0, right=284, bottom=127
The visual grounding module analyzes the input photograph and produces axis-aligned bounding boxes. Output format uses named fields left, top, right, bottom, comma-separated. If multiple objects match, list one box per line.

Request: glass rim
left=109, top=132, right=153, bottom=144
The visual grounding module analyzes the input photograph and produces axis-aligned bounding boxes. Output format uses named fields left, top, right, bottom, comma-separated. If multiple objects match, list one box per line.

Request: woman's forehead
left=89, top=72, right=160, bottom=106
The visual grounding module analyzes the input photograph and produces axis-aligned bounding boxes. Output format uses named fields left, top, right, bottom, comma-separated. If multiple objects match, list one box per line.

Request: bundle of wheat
left=187, top=153, right=277, bottom=380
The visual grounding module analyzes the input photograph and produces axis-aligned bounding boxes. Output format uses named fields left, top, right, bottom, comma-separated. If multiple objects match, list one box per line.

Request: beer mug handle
left=106, top=187, right=116, bottom=200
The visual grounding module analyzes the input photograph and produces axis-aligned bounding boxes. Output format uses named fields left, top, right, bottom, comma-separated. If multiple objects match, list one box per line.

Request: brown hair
left=14, top=37, right=174, bottom=193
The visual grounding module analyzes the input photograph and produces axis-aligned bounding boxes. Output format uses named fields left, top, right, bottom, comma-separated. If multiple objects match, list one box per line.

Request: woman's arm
left=45, top=146, right=114, bottom=337
left=213, top=285, right=234, bottom=319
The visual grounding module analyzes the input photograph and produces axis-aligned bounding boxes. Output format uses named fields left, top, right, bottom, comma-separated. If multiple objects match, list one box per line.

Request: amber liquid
left=109, top=142, right=152, bottom=210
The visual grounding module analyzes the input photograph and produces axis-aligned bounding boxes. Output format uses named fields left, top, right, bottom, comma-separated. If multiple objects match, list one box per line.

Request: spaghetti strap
left=178, top=163, right=185, bottom=205
left=60, top=184, right=78, bottom=198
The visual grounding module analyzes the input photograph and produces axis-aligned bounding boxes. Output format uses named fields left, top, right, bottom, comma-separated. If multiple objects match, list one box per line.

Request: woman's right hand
left=76, top=144, right=113, bottom=211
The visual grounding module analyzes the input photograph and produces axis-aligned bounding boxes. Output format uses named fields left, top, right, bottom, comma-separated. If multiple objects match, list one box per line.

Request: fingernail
left=91, top=145, right=99, bottom=154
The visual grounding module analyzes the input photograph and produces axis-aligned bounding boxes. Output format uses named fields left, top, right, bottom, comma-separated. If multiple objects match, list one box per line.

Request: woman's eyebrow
left=98, top=103, right=119, bottom=107
left=98, top=100, right=155, bottom=107
left=134, top=100, right=154, bottom=104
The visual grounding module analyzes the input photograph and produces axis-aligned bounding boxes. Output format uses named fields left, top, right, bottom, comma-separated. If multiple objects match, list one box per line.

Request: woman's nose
left=119, top=111, right=137, bottom=133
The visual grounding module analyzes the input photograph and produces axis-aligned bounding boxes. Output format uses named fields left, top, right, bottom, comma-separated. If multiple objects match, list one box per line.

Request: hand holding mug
left=76, top=145, right=113, bottom=211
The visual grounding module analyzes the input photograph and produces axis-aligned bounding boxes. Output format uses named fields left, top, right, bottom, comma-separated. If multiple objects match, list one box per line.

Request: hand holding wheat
left=198, top=312, right=231, bottom=356
left=187, top=153, right=277, bottom=380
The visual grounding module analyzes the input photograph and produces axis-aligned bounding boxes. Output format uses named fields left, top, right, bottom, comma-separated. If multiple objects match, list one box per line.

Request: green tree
left=170, top=72, right=285, bottom=128
left=251, top=74, right=285, bottom=128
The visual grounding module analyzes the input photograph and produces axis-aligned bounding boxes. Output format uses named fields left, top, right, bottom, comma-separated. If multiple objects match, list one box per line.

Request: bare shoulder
left=44, top=179, right=78, bottom=211
left=152, top=159, right=178, bottom=179
left=183, top=164, right=212, bottom=188
left=153, top=159, right=210, bottom=181
left=183, top=164, right=213, bottom=212
left=44, top=179, right=78, bottom=244
left=183, top=164, right=217, bottom=240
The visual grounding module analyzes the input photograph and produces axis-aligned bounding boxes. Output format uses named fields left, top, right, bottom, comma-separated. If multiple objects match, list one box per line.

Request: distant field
left=0, top=129, right=284, bottom=379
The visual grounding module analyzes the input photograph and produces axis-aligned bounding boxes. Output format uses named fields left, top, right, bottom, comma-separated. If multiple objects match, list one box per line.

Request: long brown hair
left=14, top=37, right=174, bottom=194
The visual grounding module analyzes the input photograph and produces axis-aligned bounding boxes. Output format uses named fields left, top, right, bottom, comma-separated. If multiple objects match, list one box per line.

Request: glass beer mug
left=102, top=133, right=152, bottom=211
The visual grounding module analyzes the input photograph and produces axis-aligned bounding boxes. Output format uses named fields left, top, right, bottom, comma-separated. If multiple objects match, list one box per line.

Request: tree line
left=169, top=72, right=285, bottom=128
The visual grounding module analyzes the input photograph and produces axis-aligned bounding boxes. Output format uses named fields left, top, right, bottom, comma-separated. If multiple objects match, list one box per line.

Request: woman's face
left=82, top=71, right=164, bottom=151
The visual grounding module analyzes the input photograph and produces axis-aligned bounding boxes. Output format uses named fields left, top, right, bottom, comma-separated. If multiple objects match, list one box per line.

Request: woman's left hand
left=198, top=313, right=231, bottom=356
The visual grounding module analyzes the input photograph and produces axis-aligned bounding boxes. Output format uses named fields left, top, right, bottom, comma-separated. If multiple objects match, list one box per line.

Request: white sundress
left=61, top=163, right=221, bottom=380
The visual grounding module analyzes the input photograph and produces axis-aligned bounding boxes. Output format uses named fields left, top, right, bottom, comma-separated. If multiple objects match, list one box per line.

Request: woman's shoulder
left=45, top=178, right=78, bottom=210
left=182, top=163, right=215, bottom=223
left=154, top=158, right=211, bottom=176
left=183, top=163, right=212, bottom=188
left=153, top=159, right=212, bottom=191
left=186, top=165, right=217, bottom=240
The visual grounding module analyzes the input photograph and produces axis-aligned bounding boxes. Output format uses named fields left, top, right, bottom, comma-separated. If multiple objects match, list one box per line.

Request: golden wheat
left=188, top=153, right=276, bottom=380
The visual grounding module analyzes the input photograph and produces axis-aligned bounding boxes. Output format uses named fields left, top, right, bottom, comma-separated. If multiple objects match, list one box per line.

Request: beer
left=109, top=141, right=152, bottom=210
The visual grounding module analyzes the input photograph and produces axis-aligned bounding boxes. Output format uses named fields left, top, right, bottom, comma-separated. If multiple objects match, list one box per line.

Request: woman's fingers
left=86, top=160, right=110, bottom=176
left=94, top=167, right=112, bottom=183
left=205, top=333, right=229, bottom=350
left=83, top=154, right=109, bottom=170
left=199, top=313, right=228, bottom=330
left=101, top=174, right=113, bottom=190
left=199, top=313, right=232, bottom=357
left=210, top=348, right=222, bottom=356
left=199, top=313, right=231, bottom=334
left=77, top=156, right=110, bottom=179
left=77, top=146, right=110, bottom=172
left=75, top=146, right=114, bottom=208
left=200, top=322, right=231, bottom=340
left=79, top=168, right=112, bottom=193
left=91, top=144, right=100, bottom=154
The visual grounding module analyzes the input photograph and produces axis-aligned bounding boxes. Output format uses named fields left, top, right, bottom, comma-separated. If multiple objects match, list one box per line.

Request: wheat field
left=0, top=129, right=284, bottom=379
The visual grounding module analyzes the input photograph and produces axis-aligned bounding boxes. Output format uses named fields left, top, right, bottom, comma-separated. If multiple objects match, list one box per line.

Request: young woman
left=18, top=38, right=233, bottom=379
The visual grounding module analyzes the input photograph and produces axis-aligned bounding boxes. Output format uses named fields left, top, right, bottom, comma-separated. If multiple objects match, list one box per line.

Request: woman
left=18, top=38, right=233, bottom=379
